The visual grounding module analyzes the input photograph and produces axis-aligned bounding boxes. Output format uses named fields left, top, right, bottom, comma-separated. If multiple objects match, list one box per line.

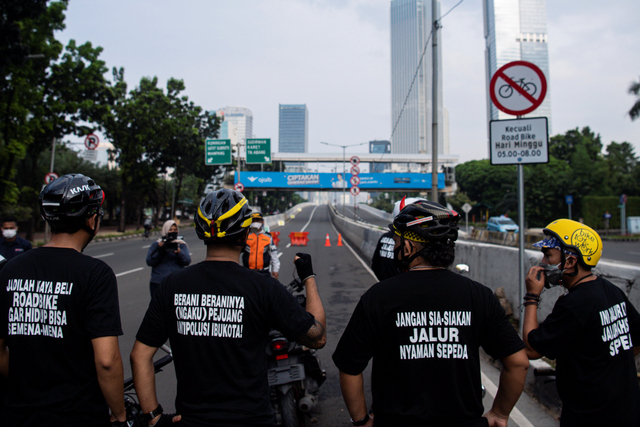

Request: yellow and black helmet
left=196, top=189, right=253, bottom=243
left=251, top=212, right=264, bottom=221
left=536, top=219, right=603, bottom=267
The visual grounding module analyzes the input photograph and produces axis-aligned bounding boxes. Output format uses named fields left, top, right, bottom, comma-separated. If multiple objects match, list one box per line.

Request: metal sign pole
left=518, top=163, right=526, bottom=334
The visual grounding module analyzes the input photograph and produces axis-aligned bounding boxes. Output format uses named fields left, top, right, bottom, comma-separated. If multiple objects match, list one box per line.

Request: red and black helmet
left=390, top=200, right=460, bottom=243
left=195, top=189, right=253, bottom=243
left=39, top=174, right=104, bottom=223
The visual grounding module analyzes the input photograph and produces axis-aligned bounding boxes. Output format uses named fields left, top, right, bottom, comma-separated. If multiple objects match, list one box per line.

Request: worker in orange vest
left=241, top=212, right=281, bottom=279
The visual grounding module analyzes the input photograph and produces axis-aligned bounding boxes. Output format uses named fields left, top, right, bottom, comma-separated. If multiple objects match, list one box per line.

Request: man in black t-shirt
left=334, top=201, right=529, bottom=427
left=523, top=219, right=640, bottom=426
left=131, top=189, right=326, bottom=427
left=0, top=217, right=33, bottom=261
left=0, top=174, right=127, bottom=427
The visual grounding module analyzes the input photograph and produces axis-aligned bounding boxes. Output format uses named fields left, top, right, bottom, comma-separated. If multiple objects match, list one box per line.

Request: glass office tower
left=390, top=0, right=444, bottom=155
left=215, top=107, right=254, bottom=145
left=484, top=0, right=552, bottom=130
left=278, top=104, right=308, bottom=153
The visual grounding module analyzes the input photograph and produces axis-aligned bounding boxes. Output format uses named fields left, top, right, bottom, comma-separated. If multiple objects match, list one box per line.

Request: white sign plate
left=490, top=117, right=549, bottom=165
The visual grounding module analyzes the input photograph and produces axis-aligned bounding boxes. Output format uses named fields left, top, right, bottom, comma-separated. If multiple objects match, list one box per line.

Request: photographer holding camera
left=146, top=220, right=191, bottom=298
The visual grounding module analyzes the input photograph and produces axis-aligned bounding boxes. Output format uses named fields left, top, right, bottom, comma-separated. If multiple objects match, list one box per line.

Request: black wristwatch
left=351, top=413, right=370, bottom=426
left=144, top=404, right=163, bottom=422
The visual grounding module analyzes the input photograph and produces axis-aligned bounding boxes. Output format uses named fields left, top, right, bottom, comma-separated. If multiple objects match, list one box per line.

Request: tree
left=455, top=160, right=517, bottom=212
left=629, top=77, right=640, bottom=121
left=604, top=141, right=639, bottom=196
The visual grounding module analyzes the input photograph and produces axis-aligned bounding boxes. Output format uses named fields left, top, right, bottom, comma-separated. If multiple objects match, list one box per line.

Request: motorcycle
left=267, top=279, right=326, bottom=427
left=123, top=344, right=173, bottom=427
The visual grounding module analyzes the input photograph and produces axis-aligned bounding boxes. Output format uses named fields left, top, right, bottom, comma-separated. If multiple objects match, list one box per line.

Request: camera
left=162, top=234, right=183, bottom=250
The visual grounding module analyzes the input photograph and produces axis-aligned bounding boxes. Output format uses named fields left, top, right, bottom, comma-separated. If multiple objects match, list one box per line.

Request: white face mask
left=250, top=222, right=263, bottom=230
left=2, top=229, right=17, bottom=239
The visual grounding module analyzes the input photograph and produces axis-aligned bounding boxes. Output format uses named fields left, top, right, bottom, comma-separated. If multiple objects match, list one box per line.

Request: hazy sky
left=58, top=0, right=640, bottom=164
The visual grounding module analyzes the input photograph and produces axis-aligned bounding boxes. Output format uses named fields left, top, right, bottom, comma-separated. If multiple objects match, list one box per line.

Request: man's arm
left=297, top=276, right=327, bottom=349
left=0, top=338, right=8, bottom=376
left=130, top=340, right=160, bottom=414
left=270, top=243, right=280, bottom=280
left=483, top=349, right=529, bottom=427
left=91, top=336, right=126, bottom=423
left=523, top=266, right=545, bottom=359
left=293, top=254, right=326, bottom=349
left=339, top=371, right=374, bottom=427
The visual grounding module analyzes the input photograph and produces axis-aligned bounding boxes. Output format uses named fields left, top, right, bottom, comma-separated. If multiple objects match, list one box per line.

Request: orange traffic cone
left=325, top=233, right=331, bottom=247
left=337, top=233, right=343, bottom=246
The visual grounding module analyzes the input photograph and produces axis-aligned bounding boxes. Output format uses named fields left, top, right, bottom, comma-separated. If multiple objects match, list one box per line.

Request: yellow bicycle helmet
left=540, top=219, right=603, bottom=267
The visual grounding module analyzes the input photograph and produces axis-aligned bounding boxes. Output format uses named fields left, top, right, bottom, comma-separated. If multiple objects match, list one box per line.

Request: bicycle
left=498, top=78, right=537, bottom=98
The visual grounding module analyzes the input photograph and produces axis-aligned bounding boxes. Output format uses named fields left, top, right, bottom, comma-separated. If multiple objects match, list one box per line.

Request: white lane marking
left=327, top=212, right=377, bottom=281
left=286, top=243, right=291, bottom=248
left=481, top=372, right=534, bottom=427
left=278, top=252, right=283, bottom=258
left=94, top=253, right=114, bottom=259
left=629, top=251, right=640, bottom=256
left=115, top=267, right=144, bottom=277
left=301, top=205, right=320, bottom=232
left=142, top=244, right=151, bottom=249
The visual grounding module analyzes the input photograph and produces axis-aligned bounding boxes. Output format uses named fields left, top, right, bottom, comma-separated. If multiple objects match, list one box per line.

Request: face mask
left=538, top=262, right=565, bottom=288
left=250, top=222, right=263, bottom=230
left=2, top=229, right=17, bottom=239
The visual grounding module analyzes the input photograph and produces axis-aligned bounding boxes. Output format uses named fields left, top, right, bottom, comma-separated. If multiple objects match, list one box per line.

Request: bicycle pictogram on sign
left=490, top=61, right=547, bottom=116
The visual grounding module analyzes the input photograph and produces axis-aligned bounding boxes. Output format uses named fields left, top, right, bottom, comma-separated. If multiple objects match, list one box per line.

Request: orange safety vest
left=243, top=232, right=272, bottom=270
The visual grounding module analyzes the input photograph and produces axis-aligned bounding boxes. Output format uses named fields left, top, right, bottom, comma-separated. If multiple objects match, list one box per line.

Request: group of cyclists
left=0, top=173, right=638, bottom=427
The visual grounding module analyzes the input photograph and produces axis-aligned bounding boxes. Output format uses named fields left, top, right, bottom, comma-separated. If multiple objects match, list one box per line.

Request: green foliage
left=629, top=77, right=640, bottom=121
left=446, top=191, right=475, bottom=214
left=456, top=127, right=640, bottom=228
left=370, top=193, right=394, bottom=213
left=582, top=196, right=640, bottom=229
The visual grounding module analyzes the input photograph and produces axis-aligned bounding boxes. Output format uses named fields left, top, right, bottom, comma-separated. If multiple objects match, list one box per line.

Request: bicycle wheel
left=498, top=84, right=513, bottom=98
left=523, top=82, right=537, bottom=96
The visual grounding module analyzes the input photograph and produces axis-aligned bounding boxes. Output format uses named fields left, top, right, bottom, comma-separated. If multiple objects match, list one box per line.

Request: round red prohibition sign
left=84, top=134, right=100, bottom=150
left=350, top=156, right=360, bottom=166
left=44, top=172, right=59, bottom=184
left=350, top=165, right=360, bottom=176
left=490, top=61, right=547, bottom=116
left=234, top=182, right=244, bottom=192
left=350, top=175, right=360, bottom=186
left=350, top=186, right=360, bottom=196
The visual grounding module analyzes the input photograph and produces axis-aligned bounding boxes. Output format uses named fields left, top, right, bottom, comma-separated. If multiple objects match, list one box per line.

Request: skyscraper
left=278, top=104, right=308, bottom=153
left=216, top=107, right=253, bottom=145
left=483, top=0, right=552, bottom=129
left=390, top=0, right=445, bottom=155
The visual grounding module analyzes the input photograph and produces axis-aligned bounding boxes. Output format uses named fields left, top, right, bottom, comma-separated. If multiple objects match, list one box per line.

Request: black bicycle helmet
left=39, top=174, right=104, bottom=223
left=390, top=200, right=460, bottom=243
left=196, top=188, right=253, bottom=243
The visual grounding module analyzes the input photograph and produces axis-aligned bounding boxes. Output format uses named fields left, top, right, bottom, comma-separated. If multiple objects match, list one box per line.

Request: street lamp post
left=320, top=141, right=366, bottom=215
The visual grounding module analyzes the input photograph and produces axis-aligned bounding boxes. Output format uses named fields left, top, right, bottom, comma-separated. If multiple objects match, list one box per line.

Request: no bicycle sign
left=490, top=61, right=547, bottom=116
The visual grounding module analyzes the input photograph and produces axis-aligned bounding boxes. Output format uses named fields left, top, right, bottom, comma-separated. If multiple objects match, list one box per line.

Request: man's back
left=135, top=260, right=314, bottom=426
left=0, top=247, right=122, bottom=426
left=333, top=269, right=524, bottom=426
left=528, top=277, right=640, bottom=425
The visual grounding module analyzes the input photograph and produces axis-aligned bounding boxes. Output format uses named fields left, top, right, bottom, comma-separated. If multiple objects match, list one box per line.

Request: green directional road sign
left=205, top=139, right=231, bottom=165
left=246, top=138, right=271, bottom=164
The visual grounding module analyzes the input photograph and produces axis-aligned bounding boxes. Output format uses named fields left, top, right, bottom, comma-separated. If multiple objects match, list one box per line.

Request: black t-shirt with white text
left=0, top=247, right=123, bottom=427
left=371, top=231, right=399, bottom=281
left=135, top=261, right=315, bottom=427
left=528, top=277, right=640, bottom=426
left=333, top=269, right=524, bottom=427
